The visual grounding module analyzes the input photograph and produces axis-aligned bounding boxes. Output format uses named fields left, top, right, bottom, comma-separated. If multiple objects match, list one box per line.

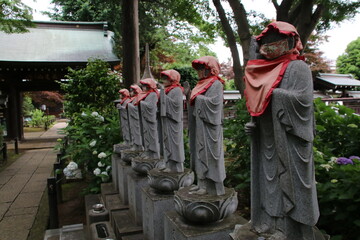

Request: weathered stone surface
left=127, top=171, right=149, bottom=226
left=148, top=168, right=194, bottom=193
left=164, top=211, right=246, bottom=240
left=117, top=161, right=132, bottom=205
left=112, top=210, right=143, bottom=239
left=131, top=157, right=164, bottom=175
left=141, top=186, right=174, bottom=240
left=174, top=186, right=238, bottom=224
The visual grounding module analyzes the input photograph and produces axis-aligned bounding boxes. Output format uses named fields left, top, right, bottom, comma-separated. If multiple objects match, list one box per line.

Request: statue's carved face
left=161, top=75, right=171, bottom=87
left=196, top=65, right=211, bottom=80
left=129, top=88, right=135, bottom=97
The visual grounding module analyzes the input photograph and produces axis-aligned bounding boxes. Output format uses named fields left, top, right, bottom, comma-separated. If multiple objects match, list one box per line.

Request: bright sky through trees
left=22, top=0, right=360, bottom=64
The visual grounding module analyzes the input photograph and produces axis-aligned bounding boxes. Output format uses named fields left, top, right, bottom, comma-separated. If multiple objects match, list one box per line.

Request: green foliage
left=313, top=98, right=360, bottom=239
left=223, top=99, right=251, bottom=210
left=22, top=95, right=35, bottom=116
left=174, top=66, right=198, bottom=89
left=313, top=98, right=360, bottom=158
left=60, top=59, right=121, bottom=118
left=62, top=109, right=121, bottom=194
left=336, top=37, right=360, bottom=80
left=224, top=79, right=236, bottom=90
left=314, top=153, right=360, bottom=239
left=28, top=109, right=55, bottom=128
left=0, top=0, right=35, bottom=33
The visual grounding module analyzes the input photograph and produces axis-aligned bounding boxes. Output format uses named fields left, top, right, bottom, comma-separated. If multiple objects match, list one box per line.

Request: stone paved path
left=0, top=122, right=67, bottom=240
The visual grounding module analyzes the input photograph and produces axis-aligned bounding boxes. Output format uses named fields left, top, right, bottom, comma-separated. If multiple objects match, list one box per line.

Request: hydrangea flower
left=92, top=150, right=98, bottom=155
left=331, top=179, right=338, bottom=183
left=81, top=112, right=87, bottom=116
left=106, top=165, right=111, bottom=172
left=89, top=140, right=97, bottom=147
left=98, top=161, right=105, bottom=167
left=98, top=152, right=107, bottom=159
left=93, top=168, right=101, bottom=176
left=320, top=164, right=332, bottom=171
left=91, top=112, right=99, bottom=117
left=101, top=171, right=108, bottom=176
left=67, top=161, right=78, bottom=171
left=336, top=157, right=353, bottom=165
left=349, top=156, right=360, bottom=161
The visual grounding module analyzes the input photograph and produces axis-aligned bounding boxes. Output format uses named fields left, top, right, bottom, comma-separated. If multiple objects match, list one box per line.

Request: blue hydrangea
left=336, top=157, right=354, bottom=165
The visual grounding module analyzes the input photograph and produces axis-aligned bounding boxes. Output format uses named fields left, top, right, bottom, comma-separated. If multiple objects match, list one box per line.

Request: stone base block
left=88, top=208, right=109, bottom=225
left=100, top=182, right=118, bottom=203
left=117, top=161, right=133, bottom=205
left=141, top=186, right=174, bottom=240
left=127, top=171, right=149, bottom=226
left=164, top=211, right=245, bottom=240
left=112, top=210, right=143, bottom=239
left=85, top=194, right=101, bottom=226
left=104, top=194, right=129, bottom=226
left=89, top=221, right=116, bottom=240
left=122, top=234, right=144, bottom=240
left=148, top=168, right=194, bottom=192
left=111, top=153, right=122, bottom=190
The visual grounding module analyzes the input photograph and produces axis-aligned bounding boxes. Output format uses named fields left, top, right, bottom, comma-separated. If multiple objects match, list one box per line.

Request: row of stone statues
left=115, top=21, right=322, bottom=240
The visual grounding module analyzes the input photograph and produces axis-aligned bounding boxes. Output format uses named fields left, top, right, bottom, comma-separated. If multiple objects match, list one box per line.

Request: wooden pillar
left=6, top=85, right=23, bottom=140
left=122, top=0, right=140, bottom=88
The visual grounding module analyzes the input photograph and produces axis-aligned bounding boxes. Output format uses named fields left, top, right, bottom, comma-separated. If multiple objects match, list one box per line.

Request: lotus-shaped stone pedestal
left=148, top=168, right=195, bottom=193
left=131, top=157, right=164, bottom=175
left=174, top=186, right=238, bottom=224
left=113, top=143, right=131, bottom=155
left=120, top=149, right=143, bottom=165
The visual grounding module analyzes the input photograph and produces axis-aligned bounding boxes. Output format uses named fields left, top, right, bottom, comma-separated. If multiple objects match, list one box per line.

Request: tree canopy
left=336, top=37, right=360, bottom=80
left=213, top=0, right=360, bottom=93
left=0, top=0, right=34, bottom=33
left=45, top=0, right=218, bottom=70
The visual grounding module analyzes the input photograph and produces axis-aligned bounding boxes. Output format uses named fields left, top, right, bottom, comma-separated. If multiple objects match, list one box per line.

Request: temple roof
left=0, top=21, right=119, bottom=64
left=316, top=73, right=360, bottom=89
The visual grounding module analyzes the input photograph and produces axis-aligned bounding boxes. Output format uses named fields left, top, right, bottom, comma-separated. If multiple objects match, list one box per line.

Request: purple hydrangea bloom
left=336, top=157, right=354, bottom=165
left=349, top=156, right=360, bottom=161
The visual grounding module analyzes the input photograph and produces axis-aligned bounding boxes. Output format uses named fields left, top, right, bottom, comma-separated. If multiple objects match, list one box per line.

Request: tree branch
left=212, top=0, right=244, bottom=94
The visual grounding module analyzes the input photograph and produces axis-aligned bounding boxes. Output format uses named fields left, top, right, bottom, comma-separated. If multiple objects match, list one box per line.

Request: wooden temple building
left=0, top=21, right=120, bottom=140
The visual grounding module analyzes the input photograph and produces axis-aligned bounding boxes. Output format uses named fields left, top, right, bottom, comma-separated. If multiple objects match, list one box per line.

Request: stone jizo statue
left=159, top=69, right=185, bottom=173
left=118, top=89, right=132, bottom=145
left=244, top=21, right=319, bottom=240
left=188, top=56, right=226, bottom=196
left=136, top=78, right=160, bottom=160
left=127, top=84, right=143, bottom=151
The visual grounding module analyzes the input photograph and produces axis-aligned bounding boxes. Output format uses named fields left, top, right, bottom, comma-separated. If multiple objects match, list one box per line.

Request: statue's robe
left=162, top=87, right=184, bottom=171
left=118, top=99, right=131, bottom=145
left=128, top=101, right=143, bottom=151
left=189, top=80, right=226, bottom=184
left=251, top=60, right=319, bottom=237
left=140, top=92, right=160, bottom=159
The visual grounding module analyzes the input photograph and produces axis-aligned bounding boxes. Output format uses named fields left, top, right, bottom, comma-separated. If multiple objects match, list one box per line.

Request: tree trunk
left=212, top=0, right=244, bottom=94
left=122, top=0, right=140, bottom=88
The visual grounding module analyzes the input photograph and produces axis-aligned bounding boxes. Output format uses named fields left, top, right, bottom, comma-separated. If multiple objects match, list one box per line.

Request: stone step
left=112, top=210, right=143, bottom=239
left=44, top=224, right=86, bottom=240
left=85, top=194, right=102, bottom=226
left=122, top=233, right=144, bottom=240
left=101, top=182, right=118, bottom=201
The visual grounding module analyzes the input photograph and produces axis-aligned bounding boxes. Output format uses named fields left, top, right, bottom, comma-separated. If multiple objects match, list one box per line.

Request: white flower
left=93, top=168, right=101, bottom=176
left=101, top=171, right=108, bottom=176
left=89, top=140, right=97, bottom=147
left=92, top=150, right=98, bottom=155
left=320, top=164, right=332, bottom=172
left=81, top=112, right=87, bottom=116
left=63, top=167, right=73, bottom=177
left=91, top=112, right=99, bottom=117
left=67, top=161, right=78, bottom=171
left=98, top=116, right=104, bottom=122
left=98, top=161, right=105, bottom=167
left=106, top=165, right=111, bottom=172
left=98, top=152, right=107, bottom=159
